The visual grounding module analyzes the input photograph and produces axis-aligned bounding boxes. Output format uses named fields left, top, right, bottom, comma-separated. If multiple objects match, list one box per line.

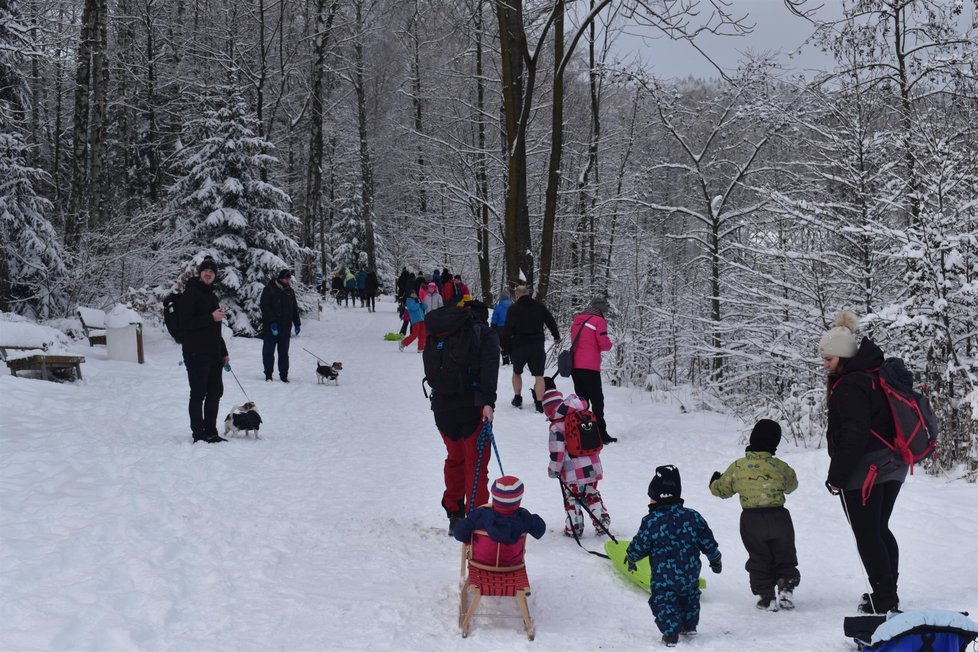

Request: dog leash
left=302, top=347, right=329, bottom=363
left=226, top=365, right=252, bottom=403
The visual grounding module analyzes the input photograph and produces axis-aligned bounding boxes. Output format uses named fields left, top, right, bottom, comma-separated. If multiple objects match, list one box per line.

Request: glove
left=294, top=325, right=301, bottom=336
left=223, top=363, right=232, bottom=372
left=626, top=559, right=637, bottom=573
left=544, top=376, right=557, bottom=391
left=709, top=554, right=722, bottom=574
left=548, top=469, right=558, bottom=479
left=825, top=481, right=841, bottom=496
left=709, top=471, right=721, bottom=487
left=270, top=323, right=279, bottom=337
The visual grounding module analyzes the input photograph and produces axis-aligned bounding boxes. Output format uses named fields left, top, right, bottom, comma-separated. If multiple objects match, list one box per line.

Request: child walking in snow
left=626, top=465, right=722, bottom=648
left=453, top=476, right=546, bottom=562
left=541, top=378, right=611, bottom=537
left=709, top=418, right=800, bottom=611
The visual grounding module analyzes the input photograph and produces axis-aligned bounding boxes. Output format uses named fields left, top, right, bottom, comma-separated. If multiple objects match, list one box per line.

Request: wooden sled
left=458, top=529, right=534, bottom=640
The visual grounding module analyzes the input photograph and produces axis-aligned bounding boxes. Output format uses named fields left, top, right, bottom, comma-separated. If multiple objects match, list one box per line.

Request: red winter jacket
left=570, top=311, right=612, bottom=371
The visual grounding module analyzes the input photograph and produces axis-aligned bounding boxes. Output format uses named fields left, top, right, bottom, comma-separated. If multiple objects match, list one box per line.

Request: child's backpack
left=871, top=358, right=939, bottom=469
left=162, top=292, right=183, bottom=343
left=422, top=306, right=479, bottom=398
left=563, top=408, right=603, bottom=457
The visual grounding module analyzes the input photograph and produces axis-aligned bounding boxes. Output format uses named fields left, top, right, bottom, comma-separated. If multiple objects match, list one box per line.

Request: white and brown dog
left=223, top=401, right=263, bottom=438
left=316, top=361, right=343, bottom=385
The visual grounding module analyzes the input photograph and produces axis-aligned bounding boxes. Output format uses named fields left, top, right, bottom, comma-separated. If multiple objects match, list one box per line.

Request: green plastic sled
left=604, top=540, right=706, bottom=592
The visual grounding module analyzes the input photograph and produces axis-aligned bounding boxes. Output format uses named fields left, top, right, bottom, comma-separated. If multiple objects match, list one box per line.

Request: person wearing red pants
left=426, top=300, right=499, bottom=535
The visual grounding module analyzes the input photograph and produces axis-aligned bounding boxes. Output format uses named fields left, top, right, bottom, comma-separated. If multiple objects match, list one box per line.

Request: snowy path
left=2, top=298, right=976, bottom=651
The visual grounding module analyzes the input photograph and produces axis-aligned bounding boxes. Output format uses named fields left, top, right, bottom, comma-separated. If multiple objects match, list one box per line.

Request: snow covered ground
left=2, top=298, right=976, bottom=651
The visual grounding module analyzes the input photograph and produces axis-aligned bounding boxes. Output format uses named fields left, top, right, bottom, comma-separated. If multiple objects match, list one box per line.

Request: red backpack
left=871, top=358, right=939, bottom=471
left=562, top=409, right=603, bottom=457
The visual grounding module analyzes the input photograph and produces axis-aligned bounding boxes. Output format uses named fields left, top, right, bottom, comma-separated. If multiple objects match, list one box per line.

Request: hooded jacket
left=710, top=451, right=798, bottom=509
left=826, top=337, right=907, bottom=490
left=178, top=277, right=228, bottom=359
left=259, top=278, right=300, bottom=337
left=570, top=310, right=612, bottom=371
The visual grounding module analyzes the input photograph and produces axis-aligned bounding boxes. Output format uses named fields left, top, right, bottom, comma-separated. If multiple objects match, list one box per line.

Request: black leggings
left=842, top=480, right=901, bottom=598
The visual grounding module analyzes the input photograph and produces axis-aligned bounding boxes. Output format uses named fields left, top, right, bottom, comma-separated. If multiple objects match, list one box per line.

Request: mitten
left=223, top=363, right=232, bottom=372
left=294, top=324, right=301, bottom=336
left=547, top=468, right=558, bottom=479
left=626, top=559, right=637, bottom=573
left=709, top=471, right=721, bottom=487
left=709, top=554, right=722, bottom=574
left=270, top=323, right=279, bottom=337
left=825, top=480, right=840, bottom=495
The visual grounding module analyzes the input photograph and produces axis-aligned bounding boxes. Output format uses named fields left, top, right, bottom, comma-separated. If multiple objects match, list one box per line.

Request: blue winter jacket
left=490, top=298, right=513, bottom=328
left=625, top=499, right=720, bottom=590
left=453, top=506, right=546, bottom=545
left=406, top=297, right=426, bottom=324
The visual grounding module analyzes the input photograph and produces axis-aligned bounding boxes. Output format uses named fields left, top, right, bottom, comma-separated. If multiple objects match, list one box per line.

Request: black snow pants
left=740, top=506, right=800, bottom=597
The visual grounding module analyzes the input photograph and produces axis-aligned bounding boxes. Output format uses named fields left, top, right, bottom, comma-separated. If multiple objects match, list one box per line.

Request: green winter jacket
left=709, top=451, right=798, bottom=509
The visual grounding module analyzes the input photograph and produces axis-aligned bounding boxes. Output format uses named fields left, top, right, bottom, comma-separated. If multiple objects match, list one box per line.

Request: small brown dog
left=316, top=361, right=343, bottom=385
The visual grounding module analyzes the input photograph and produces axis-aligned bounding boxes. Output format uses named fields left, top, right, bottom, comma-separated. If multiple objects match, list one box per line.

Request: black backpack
left=422, top=307, right=479, bottom=398
left=872, top=358, right=939, bottom=469
left=163, top=292, right=183, bottom=343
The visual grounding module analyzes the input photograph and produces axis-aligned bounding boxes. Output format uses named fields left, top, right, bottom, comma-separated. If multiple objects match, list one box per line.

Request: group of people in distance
left=173, top=259, right=909, bottom=646
left=325, top=267, right=381, bottom=311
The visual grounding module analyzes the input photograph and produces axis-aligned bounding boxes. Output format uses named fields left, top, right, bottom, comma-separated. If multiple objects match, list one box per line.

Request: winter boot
left=756, top=594, right=778, bottom=611
left=280, top=375, right=289, bottom=383
left=511, top=394, right=522, bottom=408
left=661, top=634, right=679, bottom=647
left=777, top=577, right=798, bottom=610
left=857, top=592, right=899, bottom=614
left=679, top=625, right=697, bottom=636
left=265, top=373, right=273, bottom=382
left=398, top=341, right=405, bottom=352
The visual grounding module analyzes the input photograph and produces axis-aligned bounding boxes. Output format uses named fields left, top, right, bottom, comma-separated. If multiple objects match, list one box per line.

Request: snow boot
left=777, top=577, right=798, bottom=610
left=679, top=626, right=697, bottom=636
left=661, top=634, right=679, bottom=647
left=265, top=373, right=273, bottom=382
left=194, top=433, right=226, bottom=444
left=756, top=594, right=778, bottom=611
left=511, top=394, right=522, bottom=408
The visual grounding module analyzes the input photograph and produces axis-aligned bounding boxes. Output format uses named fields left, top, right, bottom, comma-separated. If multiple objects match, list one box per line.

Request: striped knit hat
left=491, top=475, right=524, bottom=513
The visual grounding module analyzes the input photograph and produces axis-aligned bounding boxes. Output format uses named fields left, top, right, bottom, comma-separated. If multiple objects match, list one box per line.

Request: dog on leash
left=223, top=401, right=263, bottom=438
left=316, top=361, right=343, bottom=385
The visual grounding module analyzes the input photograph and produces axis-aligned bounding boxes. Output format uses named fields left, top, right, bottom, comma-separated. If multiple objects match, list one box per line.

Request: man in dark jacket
left=260, top=269, right=301, bottom=382
left=501, top=285, right=561, bottom=412
left=178, top=257, right=230, bottom=443
left=427, top=300, right=500, bottom=535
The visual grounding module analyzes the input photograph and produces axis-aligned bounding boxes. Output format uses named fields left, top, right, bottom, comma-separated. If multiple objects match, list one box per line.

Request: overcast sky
left=609, top=0, right=835, bottom=80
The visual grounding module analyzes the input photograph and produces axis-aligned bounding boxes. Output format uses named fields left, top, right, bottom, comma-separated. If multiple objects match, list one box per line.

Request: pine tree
left=0, top=0, right=66, bottom=318
left=168, top=83, right=305, bottom=335
left=333, top=181, right=368, bottom=271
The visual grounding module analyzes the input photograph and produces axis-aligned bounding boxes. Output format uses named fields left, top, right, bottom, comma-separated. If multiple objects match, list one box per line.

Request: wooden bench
left=0, top=345, right=85, bottom=381
left=76, top=306, right=107, bottom=346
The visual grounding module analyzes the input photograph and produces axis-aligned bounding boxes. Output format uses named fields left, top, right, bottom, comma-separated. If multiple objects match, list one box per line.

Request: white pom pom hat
left=818, top=311, right=859, bottom=358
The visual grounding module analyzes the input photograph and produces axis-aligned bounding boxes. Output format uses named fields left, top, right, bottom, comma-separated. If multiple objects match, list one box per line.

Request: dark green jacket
left=710, top=451, right=798, bottom=509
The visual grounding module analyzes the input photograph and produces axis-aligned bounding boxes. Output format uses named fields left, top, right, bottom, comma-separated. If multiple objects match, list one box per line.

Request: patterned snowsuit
left=545, top=391, right=609, bottom=536
left=626, top=501, right=720, bottom=638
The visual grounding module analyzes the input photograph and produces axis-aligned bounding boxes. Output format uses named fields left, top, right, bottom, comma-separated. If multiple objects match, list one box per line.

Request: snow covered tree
left=0, top=0, right=66, bottom=318
left=168, top=82, right=305, bottom=335
left=333, top=180, right=368, bottom=271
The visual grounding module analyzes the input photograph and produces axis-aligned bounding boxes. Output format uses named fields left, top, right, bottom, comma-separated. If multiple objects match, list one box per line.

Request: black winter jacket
left=826, top=337, right=903, bottom=489
left=501, top=296, right=560, bottom=351
left=178, top=278, right=228, bottom=360
left=259, top=279, right=300, bottom=337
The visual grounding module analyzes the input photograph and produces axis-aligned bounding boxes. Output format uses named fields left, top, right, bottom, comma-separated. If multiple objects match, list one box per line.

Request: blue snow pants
left=649, top=582, right=701, bottom=637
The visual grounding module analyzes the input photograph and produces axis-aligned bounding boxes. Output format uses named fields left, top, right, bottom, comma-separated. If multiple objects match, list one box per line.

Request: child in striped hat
left=453, top=476, right=546, bottom=556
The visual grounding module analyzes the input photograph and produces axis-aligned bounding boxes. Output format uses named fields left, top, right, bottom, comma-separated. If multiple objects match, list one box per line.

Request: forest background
left=1, top=0, right=976, bottom=472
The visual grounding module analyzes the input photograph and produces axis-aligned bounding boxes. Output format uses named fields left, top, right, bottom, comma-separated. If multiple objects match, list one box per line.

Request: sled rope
left=558, top=478, right=615, bottom=559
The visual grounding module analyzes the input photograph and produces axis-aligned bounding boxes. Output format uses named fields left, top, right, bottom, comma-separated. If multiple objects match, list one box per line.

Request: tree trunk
left=536, top=1, right=564, bottom=303
left=354, top=0, right=377, bottom=270
left=474, top=0, right=492, bottom=303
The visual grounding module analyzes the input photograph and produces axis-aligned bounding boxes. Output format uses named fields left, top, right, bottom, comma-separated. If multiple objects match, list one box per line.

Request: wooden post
left=135, top=324, right=144, bottom=364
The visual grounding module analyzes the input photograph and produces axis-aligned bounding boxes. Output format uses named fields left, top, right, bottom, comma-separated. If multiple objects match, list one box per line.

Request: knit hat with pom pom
left=818, top=311, right=859, bottom=358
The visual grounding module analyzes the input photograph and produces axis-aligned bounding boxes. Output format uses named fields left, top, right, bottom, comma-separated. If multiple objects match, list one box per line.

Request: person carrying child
left=453, top=476, right=546, bottom=562
left=709, top=418, right=800, bottom=611
left=625, top=465, right=722, bottom=648
left=541, top=378, right=611, bottom=538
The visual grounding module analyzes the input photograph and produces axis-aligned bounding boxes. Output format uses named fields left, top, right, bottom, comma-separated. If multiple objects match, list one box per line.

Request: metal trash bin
left=105, top=304, right=145, bottom=364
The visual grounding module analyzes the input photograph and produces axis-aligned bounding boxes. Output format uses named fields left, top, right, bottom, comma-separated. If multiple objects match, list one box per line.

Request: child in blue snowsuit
left=453, top=475, right=546, bottom=547
left=626, top=465, right=722, bottom=648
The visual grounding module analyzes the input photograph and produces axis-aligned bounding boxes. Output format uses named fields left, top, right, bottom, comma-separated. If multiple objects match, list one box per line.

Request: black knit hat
left=648, top=465, right=682, bottom=501
left=747, top=419, right=782, bottom=454
left=277, top=269, right=293, bottom=280
left=197, top=257, right=218, bottom=275
left=464, top=299, right=489, bottom=324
